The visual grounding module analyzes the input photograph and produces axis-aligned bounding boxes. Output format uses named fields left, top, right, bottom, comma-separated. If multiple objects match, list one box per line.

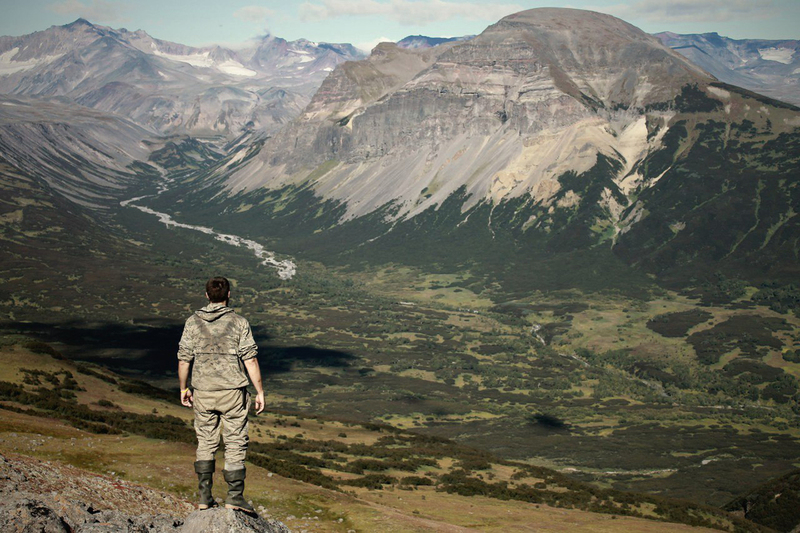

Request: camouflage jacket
left=177, top=303, right=257, bottom=391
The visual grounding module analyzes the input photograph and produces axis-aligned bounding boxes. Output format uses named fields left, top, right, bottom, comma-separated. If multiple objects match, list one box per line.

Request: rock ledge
left=182, top=507, right=291, bottom=533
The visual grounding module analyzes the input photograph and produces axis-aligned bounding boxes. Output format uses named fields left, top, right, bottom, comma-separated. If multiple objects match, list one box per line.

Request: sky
left=1, top=0, right=798, bottom=51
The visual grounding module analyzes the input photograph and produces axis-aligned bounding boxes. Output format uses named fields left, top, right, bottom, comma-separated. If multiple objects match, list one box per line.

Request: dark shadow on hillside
left=260, top=346, right=357, bottom=374
left=0, top=319, right=189, bottom=374
left=528, top=413, right=570, bottom=431
left=0, top=319, right=356, bottom=378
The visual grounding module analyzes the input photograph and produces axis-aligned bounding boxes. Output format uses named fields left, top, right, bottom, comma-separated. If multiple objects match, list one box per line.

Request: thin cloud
left=49, top=0, right=129, bottom=23
left=233, top=6, right=275, bottom=23
left=299, top=0, right=524, bottom=26
left=355, top=35, right=395, bottom=53
left=603, top=0, right=776, bottom=23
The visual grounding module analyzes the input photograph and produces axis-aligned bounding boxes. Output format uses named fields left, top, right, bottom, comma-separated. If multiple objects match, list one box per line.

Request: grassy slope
left=3, top=217, right=799, bottom=508
left=2, top=118, right=799, bottom=529
left=0, top=344, right=755, bottom=532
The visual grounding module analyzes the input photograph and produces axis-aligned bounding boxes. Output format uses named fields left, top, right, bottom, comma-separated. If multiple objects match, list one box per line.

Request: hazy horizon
left=1, top=0, right=798, bottom=53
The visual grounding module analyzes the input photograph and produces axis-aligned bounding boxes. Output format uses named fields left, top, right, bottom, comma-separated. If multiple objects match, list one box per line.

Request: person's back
left=181, top=302, right=254, bottom=391
left=177, top=276, right=265, bottom=514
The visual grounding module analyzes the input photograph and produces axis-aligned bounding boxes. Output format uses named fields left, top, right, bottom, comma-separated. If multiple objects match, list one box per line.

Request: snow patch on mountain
left=151, top=48, right=214, bottom=68
left=758, top=47, right=795, bottom=64
left=150, top=48, right=256, bottom=76
left=0, top=19, right=362, bottom=135
left=217, top=61, right=257, bottom=77
left=0, top=47, right=63, bottom=75
left=292, top=51, right=315, bottom=63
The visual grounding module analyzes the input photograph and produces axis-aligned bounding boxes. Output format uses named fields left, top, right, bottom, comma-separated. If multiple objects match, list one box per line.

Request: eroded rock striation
left=221, top=7, right=711, bottom=220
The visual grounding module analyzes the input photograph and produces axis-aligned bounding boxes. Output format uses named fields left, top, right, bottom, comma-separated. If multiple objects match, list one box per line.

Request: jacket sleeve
left=177, top=318, right=196, bottom=362
left=238, top=319, right=258, bottom=361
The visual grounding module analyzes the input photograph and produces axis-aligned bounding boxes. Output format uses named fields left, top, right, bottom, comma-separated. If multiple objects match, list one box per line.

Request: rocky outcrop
left=0, top=497, right=292, bottom=533
left=182, top=508, right=291, bottom=533
left=0, top=496, right=184, bottom=532
left=0, top=452, right=291, bottom=533
left=0, top=498, right=72, bottom=533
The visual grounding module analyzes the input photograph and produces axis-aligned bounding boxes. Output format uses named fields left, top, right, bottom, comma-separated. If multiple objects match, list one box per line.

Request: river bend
left=120, top=187, right=296, bottom=280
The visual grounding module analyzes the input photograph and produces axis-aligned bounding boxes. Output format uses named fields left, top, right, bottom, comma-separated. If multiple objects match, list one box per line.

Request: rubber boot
left=223, top=468, right=256, bottom=515
left=194, top=460, right=217, bottom=510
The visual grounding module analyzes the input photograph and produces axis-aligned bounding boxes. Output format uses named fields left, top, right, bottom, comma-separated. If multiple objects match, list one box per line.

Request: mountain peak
left=491, top=7, right=652, bottom=42
left=450, top=7, right=710, bottom=109
left=501, top=6, right=620, bottom=23
left=65, top=18, right=94, bottom=29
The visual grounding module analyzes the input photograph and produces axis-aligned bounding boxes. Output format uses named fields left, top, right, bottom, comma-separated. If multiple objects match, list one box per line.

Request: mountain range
left=656, top=31, right=799, bottom=106
left=0, top=18, right=362, bottom=136
left=1, top=10, right=798, bottom=294
left=0, top=17, right=797, bottom=142
left=146, top=8, right=799, bottom=294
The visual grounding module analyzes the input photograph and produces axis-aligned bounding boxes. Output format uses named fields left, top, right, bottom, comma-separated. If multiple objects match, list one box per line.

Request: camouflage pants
left=193, top=388, right=250, bottom=471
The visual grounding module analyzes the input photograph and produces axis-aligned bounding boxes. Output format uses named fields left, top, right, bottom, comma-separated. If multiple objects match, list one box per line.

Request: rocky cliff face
left=218, top=7, right=710, bottom=218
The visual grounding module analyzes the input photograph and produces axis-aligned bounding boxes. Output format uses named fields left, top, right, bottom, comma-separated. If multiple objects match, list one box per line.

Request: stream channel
left=120, top=179, right=296, bottom=280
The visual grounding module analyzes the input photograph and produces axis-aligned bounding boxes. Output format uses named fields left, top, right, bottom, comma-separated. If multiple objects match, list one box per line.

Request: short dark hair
left=206, top=277, right=230, bottom=303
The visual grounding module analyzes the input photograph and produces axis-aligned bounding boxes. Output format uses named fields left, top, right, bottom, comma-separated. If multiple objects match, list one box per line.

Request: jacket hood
left=195, top=302, right=234, bottom=322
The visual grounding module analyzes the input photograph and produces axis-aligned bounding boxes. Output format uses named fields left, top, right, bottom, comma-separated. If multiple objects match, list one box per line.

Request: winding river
left=120, top=184, right=296, bottom=280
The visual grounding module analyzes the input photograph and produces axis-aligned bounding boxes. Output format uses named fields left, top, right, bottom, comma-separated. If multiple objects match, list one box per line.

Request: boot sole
left=225, top=503, right=257, bottom=515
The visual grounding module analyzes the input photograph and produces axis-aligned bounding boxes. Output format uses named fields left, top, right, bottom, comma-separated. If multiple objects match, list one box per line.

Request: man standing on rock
left=177, top=276, right=265, bottom=514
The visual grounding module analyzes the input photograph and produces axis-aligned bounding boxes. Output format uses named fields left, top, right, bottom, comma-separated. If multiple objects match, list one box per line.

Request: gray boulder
left=75, top=509, right=183, bottom=532
left=181, top=508, right=291, bottom=533
left=0, top=497, right=71, bottom=533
